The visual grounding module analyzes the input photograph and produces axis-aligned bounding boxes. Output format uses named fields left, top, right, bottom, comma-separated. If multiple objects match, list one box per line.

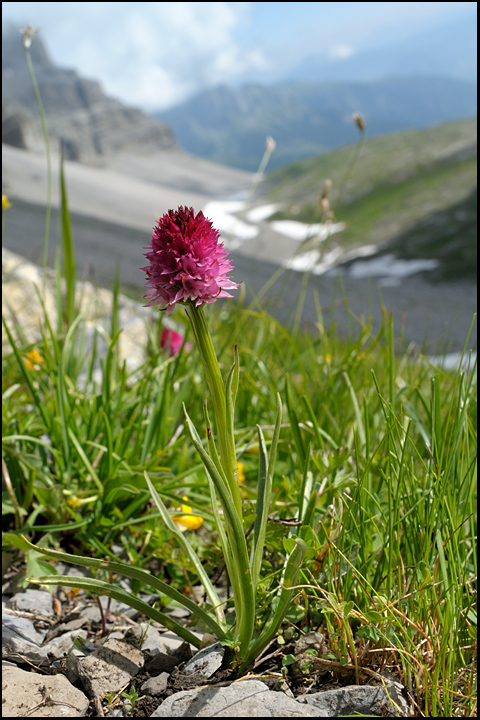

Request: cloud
left=2, top=2, right=268, bottom=110
left=328, top=44, right=355, bottom=61
left=2, top=1, right=475, bottom=110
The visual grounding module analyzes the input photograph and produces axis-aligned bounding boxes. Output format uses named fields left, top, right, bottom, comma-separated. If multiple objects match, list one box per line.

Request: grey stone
left=141, top=672, right=170, bottom=696
left=155, top=628, right=204, bottom=653
left=298, top=684, right=409, bottom=717
left=2, top=661, right=89, bottom=717
left=48, top=616, right=88, bottom=637
left=295, top=631, right=328, bottom=655
left=163, top=605, right=191, bottom=620
left=142, top=650, right=181, bottom=675
left=75, top=597, right=131, bottom=624
left=124, top=622, right=167, bottom=654
left=43, top=628, right=88, bottom=659
left=2, top=611, right=44, bottom=644
left=73, top=638, right=144, bottom=698
left=151, top=680, right=326, bottom=717
left=144, top=641, right=193, bottom=676
left=7, top=588, right=54, bottom=616
left=2, top=612, right=48, bottom=663
left=54, top=562, right=94, bottom=581
left=76, top=603, right=103, bottom=624
left=183, top=641, right=225, bottom=679
left=66, top=645, right=86, bottom=684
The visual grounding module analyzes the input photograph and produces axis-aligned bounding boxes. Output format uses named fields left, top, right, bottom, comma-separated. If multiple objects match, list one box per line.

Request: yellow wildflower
left=237, top=461, right=245, bottom=484
left=2, top=195, right=12, bottom=209
left=325, top=353, right=332, bottom=365
left=175, top=496, right=203, bottom=531
left=66, top=496, right=82, bottom=509
left=25, top=349, right=44, bottom=370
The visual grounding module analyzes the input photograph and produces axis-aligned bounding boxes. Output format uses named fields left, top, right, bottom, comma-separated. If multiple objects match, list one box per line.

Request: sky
left=2, top=1, right=477, bottom=111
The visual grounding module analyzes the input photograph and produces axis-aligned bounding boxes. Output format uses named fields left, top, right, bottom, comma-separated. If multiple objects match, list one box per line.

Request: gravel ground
left=3, top=196, right=476, bottom=355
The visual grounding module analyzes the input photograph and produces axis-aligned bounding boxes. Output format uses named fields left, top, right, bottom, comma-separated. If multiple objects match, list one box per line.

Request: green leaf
left=143, top=472, right=225, bottom=629
left=300, top=395, right=338, bottom=450
left=356, top=625, right=381, bottom=643
left=340, top=600, right=355, bottom=618
left=182, top=409, right=255, bottom=650
left=25, top=556, right=58, bottom=583
left=283, top=537, right=297, bottom=554
left=20, top=536, right=225, bottom=639
left=28, top=574, right=202, bottom=648
left=365, top=611, right=384, bottom=624
left=2, top=533, right=32, bottom=552
left=251, top=392, right=283, bottom=588
left=285, top=379, right=306, bottom=466
left=59, top=146, right=76, bottom=325
left=250, top=424, right=269, bottom=587
left=241, top=537, right=307, bottom=669
left=2, top=496, right=28, bottom=517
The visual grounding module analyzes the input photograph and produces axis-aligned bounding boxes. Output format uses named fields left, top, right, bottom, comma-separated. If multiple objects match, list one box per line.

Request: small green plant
left=121, top=685, right=146, bottom=715
left=24, top=206, right=311, bottom=670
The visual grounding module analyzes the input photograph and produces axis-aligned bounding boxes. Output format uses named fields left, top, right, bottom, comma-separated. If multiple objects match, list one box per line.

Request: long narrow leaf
left=57, top=313, right=85, bottom=479
left=267, top=393, right=283, bottom=480
left=143, top=471, right=225, bottom=628
left=59, top=146, right=76, bottom=326
left=183, top=406, right=255, bottom=649
left=2, top=317, right=51, bottom=429
left=68, top=427, right=104, bottom=493
left=28, top=574, right=203, bottom=648
left=231, top=345, right=240, bottom=409
left=224, top=356, right=242, bottom=516
left=343, top=371, right=366, bottom=448
left=203, top=402, right=228, bottom=486
left=285, top=378, right=306, bottom=466
left=250, top=425, right=269, bottom=588
left=298, top=447, right=313, bottom=522
left=204, top=472, right=237, bottom=615
left=22, top=537, right=225, bottom=638
left=203, top=402, right=241, bottom=620
left=240, top=537, right=307, bottom=669
left=300, top=395, right=338, bottom=449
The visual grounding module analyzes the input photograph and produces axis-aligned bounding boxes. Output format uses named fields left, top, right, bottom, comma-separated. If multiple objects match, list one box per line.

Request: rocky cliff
left=2, top=24, right=176, bottom=163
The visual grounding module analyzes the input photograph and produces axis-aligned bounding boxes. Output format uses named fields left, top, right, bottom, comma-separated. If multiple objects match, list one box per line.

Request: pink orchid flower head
left=142, top=206, right=239, bottom=315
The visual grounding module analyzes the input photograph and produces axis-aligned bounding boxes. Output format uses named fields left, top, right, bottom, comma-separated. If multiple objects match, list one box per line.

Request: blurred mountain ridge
left=155, top=78, right=477, bottom=171
left=2, top=23, right=176, bottom=163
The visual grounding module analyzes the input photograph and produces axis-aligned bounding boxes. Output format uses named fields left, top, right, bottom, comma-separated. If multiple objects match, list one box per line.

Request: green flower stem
left=183, top=407, right=255, bottom=652
left=186, top=303, right=242, bottom=517
left=239, top=537, right=307, bottom=669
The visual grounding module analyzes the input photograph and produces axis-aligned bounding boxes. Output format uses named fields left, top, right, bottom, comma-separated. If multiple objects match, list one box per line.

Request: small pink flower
left=141, top=206, right=239, bottom=315
left=160, top=329, right=192, bottom=356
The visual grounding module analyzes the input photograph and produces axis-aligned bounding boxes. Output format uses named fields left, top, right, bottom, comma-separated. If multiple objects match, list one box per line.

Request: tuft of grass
left=3, top=264, right=477, bottom=714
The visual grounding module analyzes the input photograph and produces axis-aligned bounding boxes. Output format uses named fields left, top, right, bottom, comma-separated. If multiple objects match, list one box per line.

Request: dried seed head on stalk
left=319, top=179, right=332, bottom=201
left=265, top=136, right=276, bottom=153
left=352, top=112, right=366, bottom=132
left=20, top=24, right=40, bottom=50
left=320, top=198, right=330, bottom=214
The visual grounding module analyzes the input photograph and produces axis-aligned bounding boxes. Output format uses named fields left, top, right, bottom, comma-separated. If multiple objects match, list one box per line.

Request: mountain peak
left=2, top=24, right=177, bottom=163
